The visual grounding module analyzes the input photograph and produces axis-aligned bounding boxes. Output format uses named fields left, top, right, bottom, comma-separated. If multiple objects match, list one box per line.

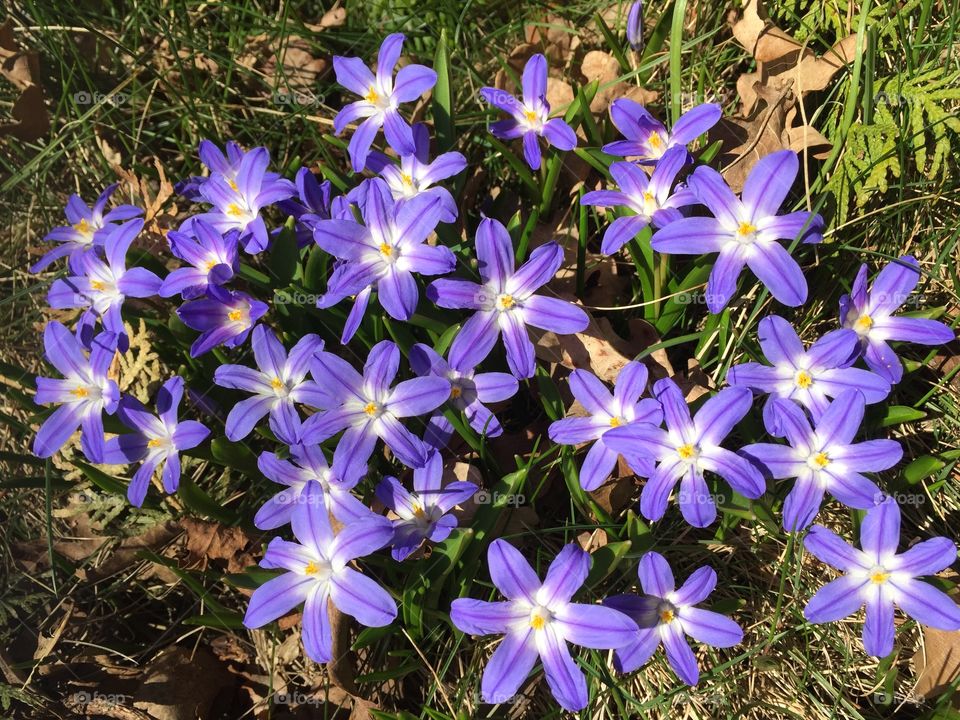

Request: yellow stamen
left=676, top=443, right=696, bottom=460
left=71, top=387, right=89, bottom=398
left=400, top=173, right=413, bottom=186
left=148, top=438, right=162, bottom=448
left=73, top=218, right=92, bottom=235
left=496, top=294, right=515, bottom=311
left=795, top=370, right=813, bottom=389
left=227, top=178, right=239, bottom=191
left=90, top=280, right=106, bottom=291
left=304, top=561, right=321, bottom=575
left=412, top=504, right=427, bottom=520
left=205, top=259, right=219, bottom=270
left=365, top=87, right=380, bottom=104
left=649, top=133, right=662, bottom=149
left=228, top=309, right=243, bottom=322
left=271, top=377, right=284, bottom=391
left=609, top=416, right=623, bottom=428
left=855, top=315, right=874, bottom=332
left=226, top=203, right=245, bottom=217
left=450, top=385, right=462, bottom=399
left=738, top=221, right=757, bottom=236
left=379, top=242, right=393, bottom=257
left=870, top=570, right=889, bottom=584
left=659, top=609, right=674, bottom=623
left=812, top=452, right=830, bottom=469
left=363, top=401, right=379, bottom=416
left=530, top=614, right=546, bottom=630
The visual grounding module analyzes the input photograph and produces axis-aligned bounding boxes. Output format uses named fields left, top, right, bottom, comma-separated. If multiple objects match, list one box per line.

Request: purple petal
left=745, top=241, right=807, bottom=307
left=448, top=311, right=500, bottom=373
left=638, top=551, right=674, bottom=597
left=542, top=118, right=577, bottom=150
left=782, top=474, right=825, bottom=531
left=862, top=588, right=895, bottom=657
left=330, top=567, right=397, bottom=626
left=653, top=378, right=693, bottom=439
left=392, top=64, right=437, bottom=103
left=705, top=245, right=746, bottom=313
left=537, top=625, right=588, bottom=711
left=869, top=255, right=919, bottom=316
left=33, top=402, right=85, bottom=457
left=579, top=440, right=620, bottom=491
left=678, top=607, right=742, bottom=648
left=480, top=629, right=538, bottom=704
left=872, top=316, right=954, bottom=346
left=741, top=150, right=798, bottom=221
left=348, top=116, right=382, bottom=173
left=509, top=242, right=564, bottom=297
left=613, top=628, right=660, bottom=673
left=757, top=315, right=804, bottom=365
left=803, top=525, right=867, bottom=572
left=689, top=165, right=741, bottom=228
left=650, top=217, right=728, bottom=255
left=378, top=268, right=418, bottom=320
left=677, top=468, right=717, bottom=527
left=693, top=386, right=752, bottom=445
left=302, top=586, right=333, bottom=663
left=522, top=132, right=542, bottom=170
left=521, top=54, right=547, bottom=106
left=387, top=376, right=450, bottom=417
left=474, top=372, right=519, bottom=403
left=224, top=395, right=273, bottom=441
left=539, top=544, right=590, bottom=607
left=426, top=278, right=485, bottom=310
left=640, top=460, right=683, bottom=521
left=488, top=539, right=540, bottom=603
left=500, top=312, right=535, bottom=379
left=803, top=575, right=867, bottom=623
left=662, top=622, right=699, bottom=685
left=892, top=578, right=960, bottom=631
left=451, top=599, right=528, bottom=635
left=334, top=55, right=376, bottom=96
left=242, top=572, right=315, bottom=628
left=673, top=566, right=717, bottom=607
left=600, top=215, right=648, bottom=255
left=291, top=481, right=335, bottom=556
left=889, top=537, right=958, bottom=577
left=522, top=295, right=588, bottom=334
left=670, top=103, right=722, bottom=144
left=555, top=603, right=639, bottom=649
left=376, top=414, right=428, bottom=468
left=475, top=217, right=514, bottom=286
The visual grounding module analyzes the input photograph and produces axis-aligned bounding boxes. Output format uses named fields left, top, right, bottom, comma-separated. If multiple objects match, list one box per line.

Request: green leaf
left=904, top=455, right=946, bottom=484
left=72, top=460, right=129, bottom=497
left=210, top=436, right=259, bottom=474
left=879, top=405, right=927, bottom=427
left=268, top=216, right=300, bottom=285
left=585, top=541, right=632, bottom=587
left=432, top=30, right=455, bottom=152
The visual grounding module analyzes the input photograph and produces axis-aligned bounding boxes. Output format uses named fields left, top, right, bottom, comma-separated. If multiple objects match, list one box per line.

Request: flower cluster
left=27, top=21, right=958, bottom=717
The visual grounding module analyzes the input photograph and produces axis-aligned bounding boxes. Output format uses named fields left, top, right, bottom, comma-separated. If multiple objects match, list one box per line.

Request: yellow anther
left=365, top=87, right=380, bottom=104
left=412, top=504, right=427, bottom=520
left=659, top=609, right=674, bottom=623
left=71, top=387, right=89, bottom=398
left=400, top=173, right=413, bottom=186
left=870, top=569, right=889, bottom=585
left=205, top=259, right=219, bottom=270
left=228, top=309, right=243, bottom=322
left=227, top=203, right=245, bottom=216
left=795, top=370, right=813, bottom=389
left=148, top=438, right=162, bottom=448
left=379, top=243, right=393, bottom=257
left=677, top=443, right=696, bottom=461
left=271, top=377, right=285, bottom=391
left=738, top=221, right=757, bottom=236
left=450, top=385, right=462, bottom=399
left=812, top=452, right=830, bottom=469
left=609, top=416, right=623, bottom=428
left=648, top=133, right=662, bottom=149
left=496, top=294, right=515, bottom=311
left=304, top=561, right=320, bottom=575
left=530, top=614, right=546, bottom=630
left=363, top=401, right=379, bottom=416
left=855, top=315, right=874, bottom=332
left=227, top=178, right=239, bottom=191
left=73, top=218, right=93, bottom=235
left=90, top=280, right=106, bottom=291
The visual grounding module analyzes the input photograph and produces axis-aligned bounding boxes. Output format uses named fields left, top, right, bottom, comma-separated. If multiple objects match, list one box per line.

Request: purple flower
left=376, top=451, right=478, bottom=561
left=803, top=497, right=960, bottom=657
left=548, top=362, right=663, bottom=491
left=408, top=342, right=519, bottom=446
left=47, top=219, right=162, bottom=352
left=333, top=33, right=437, bottom=172
left=255, top=443, right=372, bottom=530
left=603, top=100, right=721, bottom=164
left=33, top=323, right=119, bottom=463
left=159, top=219, right=239, bottom=299
left=243, top=481, right=396, bottom=663
left=651, top=151, right=824, bottom=313
left=450, top=540, right=637, bottom=711
left=32, top=183, right=143, bottom=273
left=175, top=140, right=283, bottom=202
left=726, top=315, right=891, bottom=434
left=603, top=551, right=743, bottom=684
left=275, top=167, right=339, bottom=246
left=213, top=326, right=325, bottom=443
left=301, top=340, right=450, bottom=479
left=313, top=178, right=453, bottom=344
left=190, top=146, right=295, bottom=253
left=604, top=378, right=765, bottom=527
left=177, top=289, right=268, bottom=357
left=102, top=376, right=210, bottom=506
left=479, top=54, right=577, bottom=170
left=360, top=123, right=466, bottom=223
left=841, top=255, right=955, bottom=384
left=580, top=146, right=695, bottom=255
left=741, top=390, right=901, bottom=531
left=626, top=1, right=644, bottom=50
left=427, top=218, right=589, bottom=379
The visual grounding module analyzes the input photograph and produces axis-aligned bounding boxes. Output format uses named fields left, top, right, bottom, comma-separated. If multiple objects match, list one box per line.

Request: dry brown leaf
left=179, top=518, right=254, bottom=573
left=132, top=646, right=233, bottom=720
left=577, top=528, right=608, bottom=552
left=0, top=83, right=49, bottom=141
left=311, top=5, right=347, bottom=30
left=546, top=77, right=574, bottom=113
left=524, top=13, right=579, bottom=67
left=590, top=471, right=638, bottom=517
left=578, top=50, right=657, bottom=113
left=0, top=18, right=40, bottom=90
left=262, top=35, right=328, bottom=90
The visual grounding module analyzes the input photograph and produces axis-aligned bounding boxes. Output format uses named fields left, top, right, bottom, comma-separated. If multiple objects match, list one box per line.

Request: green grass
left=1, top=0, right=959, bottom=718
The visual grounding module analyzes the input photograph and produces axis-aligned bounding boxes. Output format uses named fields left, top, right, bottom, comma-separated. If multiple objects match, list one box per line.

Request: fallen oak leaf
left=0, top=84, right=49, bottom=142
left=0, top=17, right=41, bottom=90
